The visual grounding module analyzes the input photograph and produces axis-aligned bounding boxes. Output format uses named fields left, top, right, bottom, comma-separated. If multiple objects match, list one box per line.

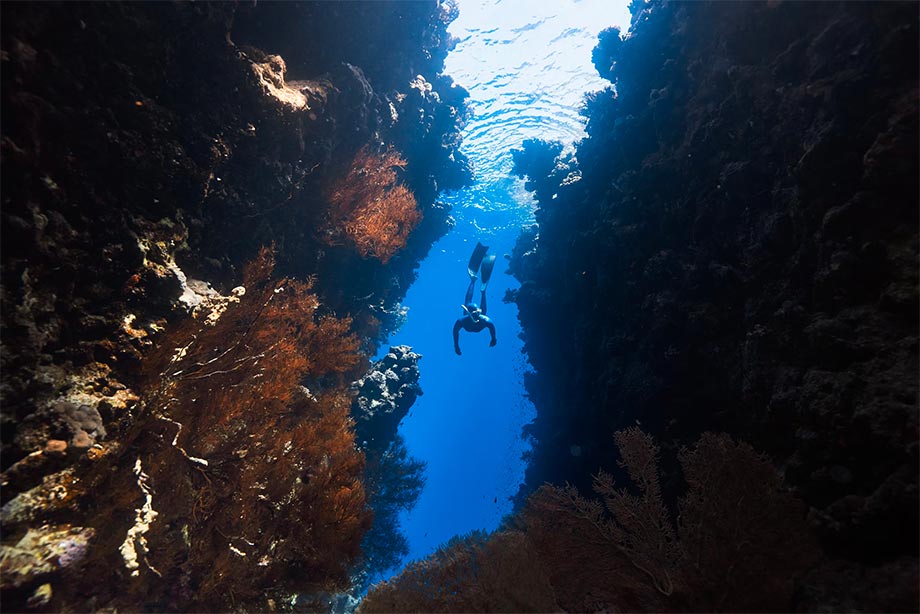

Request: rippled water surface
left=382, top=0, right=629, bottom=580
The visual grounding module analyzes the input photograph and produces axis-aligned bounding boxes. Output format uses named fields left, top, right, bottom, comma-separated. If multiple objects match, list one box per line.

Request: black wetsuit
left=453, top=276, right=497, bottom=355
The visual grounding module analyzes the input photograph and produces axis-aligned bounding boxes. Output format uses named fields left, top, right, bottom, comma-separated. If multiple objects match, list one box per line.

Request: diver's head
left=463, top=303, right=482, bottom=322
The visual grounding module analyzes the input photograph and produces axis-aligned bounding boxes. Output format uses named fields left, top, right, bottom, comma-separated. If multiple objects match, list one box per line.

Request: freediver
left=453, top=242, right=497, bottom=356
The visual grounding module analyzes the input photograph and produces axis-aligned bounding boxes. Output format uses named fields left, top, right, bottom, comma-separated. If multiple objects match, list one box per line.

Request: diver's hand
left=490, top=338, right=497, bottom=347
left=454, top=346, right=462, bottom=355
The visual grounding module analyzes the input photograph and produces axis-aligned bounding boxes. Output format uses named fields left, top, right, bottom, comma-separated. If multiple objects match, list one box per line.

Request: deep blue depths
left=385, top=186, right=534, bottom=565
left=379, top=0, right=630, bottom=578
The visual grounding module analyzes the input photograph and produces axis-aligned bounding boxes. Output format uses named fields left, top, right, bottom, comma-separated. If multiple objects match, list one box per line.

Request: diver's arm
left=452, top=319, right=463, bottom=355
left=486, top=321, right=497, bottom=347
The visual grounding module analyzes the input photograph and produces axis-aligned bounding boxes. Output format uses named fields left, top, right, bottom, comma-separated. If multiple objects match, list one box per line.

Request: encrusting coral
left=0, top=524, right=95, bottom=590
left=351, top=345, right=423, bottom=449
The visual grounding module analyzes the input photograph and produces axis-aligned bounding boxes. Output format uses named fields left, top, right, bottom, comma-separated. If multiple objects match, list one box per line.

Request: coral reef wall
left=510, top=1, right=917, bottom=609
left=1, top=2, right=467, bottom=611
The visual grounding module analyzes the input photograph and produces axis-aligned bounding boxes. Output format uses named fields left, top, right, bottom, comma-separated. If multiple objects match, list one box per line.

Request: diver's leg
left=479, top=254, right=495, bottom=313
left=465, top=277, right=476, bottom=305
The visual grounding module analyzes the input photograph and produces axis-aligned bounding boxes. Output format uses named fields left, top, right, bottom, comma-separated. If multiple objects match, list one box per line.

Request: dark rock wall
left=1, top=1, right=466, bottom=611
left=510, top=1, right=917, bottom=608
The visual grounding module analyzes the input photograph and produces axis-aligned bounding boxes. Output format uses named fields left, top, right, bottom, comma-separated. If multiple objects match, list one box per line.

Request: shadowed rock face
left=510, top=1, right=917, bottom=610
left=1, top=2, right=466, bottom=611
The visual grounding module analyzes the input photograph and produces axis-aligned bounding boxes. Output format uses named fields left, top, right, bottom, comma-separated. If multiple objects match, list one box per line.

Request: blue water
left=381, top=0, right=630, bottom=576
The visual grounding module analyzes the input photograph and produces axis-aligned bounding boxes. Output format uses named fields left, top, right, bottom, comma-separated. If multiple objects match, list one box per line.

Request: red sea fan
left=325, top=146, right=422, bottom=264
left=87, top=246, right=373, bottom=610
left=371, top=428, right=819, bottom=613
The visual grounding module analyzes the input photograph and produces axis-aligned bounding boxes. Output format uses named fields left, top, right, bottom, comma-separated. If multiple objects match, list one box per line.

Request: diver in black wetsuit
left=453, top=242, right=497, bottom=356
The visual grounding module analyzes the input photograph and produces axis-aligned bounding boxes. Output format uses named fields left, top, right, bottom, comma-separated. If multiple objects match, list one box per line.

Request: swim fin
left=480, top=254, right=496, bottom=290
left=467, top=242, right=489, bottom=277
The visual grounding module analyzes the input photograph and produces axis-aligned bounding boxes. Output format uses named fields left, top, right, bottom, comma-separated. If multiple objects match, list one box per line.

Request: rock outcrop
left=349, top=345, right=426, bottom=599
left=352, top=345, right=423, bottom=452
left=510, top=1, right=917, bottom=610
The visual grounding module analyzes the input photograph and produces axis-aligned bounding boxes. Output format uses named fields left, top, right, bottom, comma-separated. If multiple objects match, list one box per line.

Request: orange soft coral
left=325, top=146, right=422, bottom=263
left=88, top=247, right=372, bottom=610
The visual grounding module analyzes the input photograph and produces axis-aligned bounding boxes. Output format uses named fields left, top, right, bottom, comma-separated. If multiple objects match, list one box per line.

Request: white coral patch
left=118, top=459, right=160, bottom=577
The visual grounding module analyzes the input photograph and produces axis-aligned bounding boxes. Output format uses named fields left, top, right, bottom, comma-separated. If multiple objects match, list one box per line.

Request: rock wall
left=510, top=1, right=917, bottom=610
left=1, top=2, right=467, bottom=611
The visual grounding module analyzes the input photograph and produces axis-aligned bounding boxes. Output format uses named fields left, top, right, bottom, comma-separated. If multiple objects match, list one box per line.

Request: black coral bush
left=157, top=249, right=370, bottom=603
left=675, top=431, right=818, bottom=611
